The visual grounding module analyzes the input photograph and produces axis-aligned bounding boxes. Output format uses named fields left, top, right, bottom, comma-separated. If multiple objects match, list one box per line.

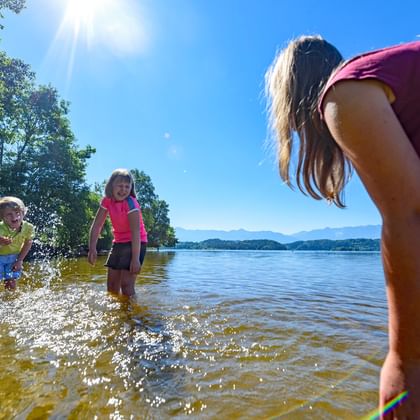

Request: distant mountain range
left=175, top=225, right=381, bottom=244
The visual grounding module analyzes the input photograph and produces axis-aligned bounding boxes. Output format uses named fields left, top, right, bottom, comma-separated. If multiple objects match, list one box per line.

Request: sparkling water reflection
left=0, top=250, right=387, bottom=418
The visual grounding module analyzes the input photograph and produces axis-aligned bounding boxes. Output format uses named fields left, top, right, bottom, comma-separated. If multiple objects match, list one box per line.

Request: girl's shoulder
left=126, top=196, right=140, bottom=211
left=100, top=196, right=112, bottom=208
left=330, top=41, right=420, bottom=86
left=319, top=41, right=420, bottom=117
left=21, top=221, right=35, bottom=237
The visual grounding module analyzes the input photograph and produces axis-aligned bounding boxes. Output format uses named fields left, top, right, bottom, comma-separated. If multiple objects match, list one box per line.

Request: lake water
left=0, top=250, right=387, bottom=419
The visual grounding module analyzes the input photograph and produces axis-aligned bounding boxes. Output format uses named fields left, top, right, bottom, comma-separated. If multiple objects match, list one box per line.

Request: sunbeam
left=42, top=0, right=151, bottom=91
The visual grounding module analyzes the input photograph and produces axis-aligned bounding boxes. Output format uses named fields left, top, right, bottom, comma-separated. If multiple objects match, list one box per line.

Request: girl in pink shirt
left=88, top=168, right=148, bottom=297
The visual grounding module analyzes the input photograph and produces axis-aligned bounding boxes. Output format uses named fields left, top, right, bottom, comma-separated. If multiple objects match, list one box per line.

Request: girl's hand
left=88, top=249, right=97, bottom=265
left=379, top=351, right=420, bottom=418
left=13, top=259, right=23, bottom=272
left=130, top=259, right=141, bottom=274
left=0, top=236, right=12, bottom=245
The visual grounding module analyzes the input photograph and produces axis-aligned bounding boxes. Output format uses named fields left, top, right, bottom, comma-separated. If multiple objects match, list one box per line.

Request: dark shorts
left=105, top=242, right=147, bottom=270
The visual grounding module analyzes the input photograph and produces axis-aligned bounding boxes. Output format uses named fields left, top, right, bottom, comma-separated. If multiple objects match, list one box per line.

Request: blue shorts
left=0, top=254, right=21, bottom=280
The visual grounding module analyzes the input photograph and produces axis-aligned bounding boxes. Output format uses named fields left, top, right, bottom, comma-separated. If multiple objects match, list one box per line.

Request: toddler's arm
left=13, top=238, right=33, bottom=271
left=0, top=235, right=12, bottom=245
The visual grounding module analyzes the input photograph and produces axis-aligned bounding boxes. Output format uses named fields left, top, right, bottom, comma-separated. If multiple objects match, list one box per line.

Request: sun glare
left=39, top=0, right=152, bottom=94
left=46, top=0, right=151, bottom=87
left=65, top=0, right=101, bottom=26
left=58, top=0, right=150, bottom=55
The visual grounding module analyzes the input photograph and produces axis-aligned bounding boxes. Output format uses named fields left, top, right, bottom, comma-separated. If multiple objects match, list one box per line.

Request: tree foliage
left=0, top=7, right=177, bottom=254
left=176, top=238, right=380, bottom=251
left=0, top=0, right=25, bottom=13
left=286, top=238, right=380, bottom=251
left=177, top=239, right=287, bottom=250
left=131, top=169, right=177, bottom=248
left=0, top=51, right=96, bottom=252
left=0, top=0, right=25, bottom=29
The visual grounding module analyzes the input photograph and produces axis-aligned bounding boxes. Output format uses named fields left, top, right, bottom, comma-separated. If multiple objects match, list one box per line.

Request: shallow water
left=0, top=250, right=387, bottom=419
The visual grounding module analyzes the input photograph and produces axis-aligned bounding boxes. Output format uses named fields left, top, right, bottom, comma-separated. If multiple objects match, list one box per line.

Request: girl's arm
left=13, top=238, right=33, bottom=271
left=88, top=207, right=108, bottom=265
left=323, top=79, right=420, bottom=417
left=128, top=209, right=141, bottom=274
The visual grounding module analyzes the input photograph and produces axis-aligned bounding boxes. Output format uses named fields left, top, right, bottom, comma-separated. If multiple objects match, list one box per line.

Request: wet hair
left=104, top=168, right=136, bottom=198
left=265, top=35, right=351, bottom=207
left=0, top=196, right=27, bottom=218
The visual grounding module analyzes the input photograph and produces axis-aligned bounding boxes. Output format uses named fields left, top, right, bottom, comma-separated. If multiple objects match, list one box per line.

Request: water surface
left=0, top=250, right=387, bottom=419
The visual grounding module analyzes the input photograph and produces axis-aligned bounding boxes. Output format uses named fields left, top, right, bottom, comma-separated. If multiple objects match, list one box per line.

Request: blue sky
left=2, top=0, right=419, bottom=234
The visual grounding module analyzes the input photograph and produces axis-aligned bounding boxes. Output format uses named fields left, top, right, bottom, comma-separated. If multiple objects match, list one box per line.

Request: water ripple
left=0, top=251, right=386, bottom=418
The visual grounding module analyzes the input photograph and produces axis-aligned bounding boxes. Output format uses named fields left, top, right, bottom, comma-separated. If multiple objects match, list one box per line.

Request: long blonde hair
left=265, top=35, right=351, bottom=207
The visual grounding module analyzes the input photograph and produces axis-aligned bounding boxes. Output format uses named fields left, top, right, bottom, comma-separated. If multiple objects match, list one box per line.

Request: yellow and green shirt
left=0, top=220, right=34, bottom=255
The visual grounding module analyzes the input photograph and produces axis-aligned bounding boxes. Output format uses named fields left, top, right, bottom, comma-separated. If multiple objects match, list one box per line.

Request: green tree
left=165, top=226, right=177, bottom=248
left=146, top=199, right=173, bottom=248
left=0, top=52, right=95, bottom=252
left=130, top=168, right=157, bottom=230
left=131, top=168, right=158, bottom=208
left=0, top=0, right=25, bottom=13
left=90, top=182, right=113, bottom=251
left=131, top=169, right=177, bottom=248
left=0, top=51, right=33, bottom=167
left=0, top=0, right=25, bottom=29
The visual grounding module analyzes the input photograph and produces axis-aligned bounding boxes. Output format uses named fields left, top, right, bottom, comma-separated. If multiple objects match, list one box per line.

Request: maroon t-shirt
left=319, top=41, right=420, bottom=156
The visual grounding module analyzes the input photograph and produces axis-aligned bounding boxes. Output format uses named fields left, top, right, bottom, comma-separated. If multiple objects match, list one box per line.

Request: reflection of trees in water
left=29, top=251, right=177, bottom=286
left=140, top=251, right=176, bottom=285
left=0, top=322, right=25, bottom=418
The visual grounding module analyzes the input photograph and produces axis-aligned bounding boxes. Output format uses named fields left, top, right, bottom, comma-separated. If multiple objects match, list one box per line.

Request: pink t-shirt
left=319, top=41, right=420, bottom=156
left=101, top=196, right=148, bottom=243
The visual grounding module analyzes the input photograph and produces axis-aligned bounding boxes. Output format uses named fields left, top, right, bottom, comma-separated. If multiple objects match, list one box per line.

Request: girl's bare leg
left=120, top=271, right=137, bottom=297
left=107, top=268, right=122, bottom=294
left=5, top=279, right=16, bottom=290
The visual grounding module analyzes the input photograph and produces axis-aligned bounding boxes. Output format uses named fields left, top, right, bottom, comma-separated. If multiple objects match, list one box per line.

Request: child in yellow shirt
left=0, top=197, right=34, bottom=290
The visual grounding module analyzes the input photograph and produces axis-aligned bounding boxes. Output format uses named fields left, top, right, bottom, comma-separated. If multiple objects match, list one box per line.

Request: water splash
left=0, top=278, right=188, bottom=417
left=24, top=204, right=66, bottom=287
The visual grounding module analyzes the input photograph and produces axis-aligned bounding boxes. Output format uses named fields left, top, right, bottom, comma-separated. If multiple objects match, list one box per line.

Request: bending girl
left=266, top=36, right=420, bottom=417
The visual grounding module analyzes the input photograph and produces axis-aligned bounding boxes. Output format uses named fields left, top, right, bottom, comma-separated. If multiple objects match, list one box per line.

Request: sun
left=62, top=0, right=104, bottom=42
left=41, top=0, right=151, bottom=92
left=58, top=0, right=149, bottom=55
left=64, top=0, right=102, bottom=25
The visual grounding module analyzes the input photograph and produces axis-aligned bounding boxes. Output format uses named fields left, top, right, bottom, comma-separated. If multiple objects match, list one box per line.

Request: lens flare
left=363, top=391, right=409, bottom=420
